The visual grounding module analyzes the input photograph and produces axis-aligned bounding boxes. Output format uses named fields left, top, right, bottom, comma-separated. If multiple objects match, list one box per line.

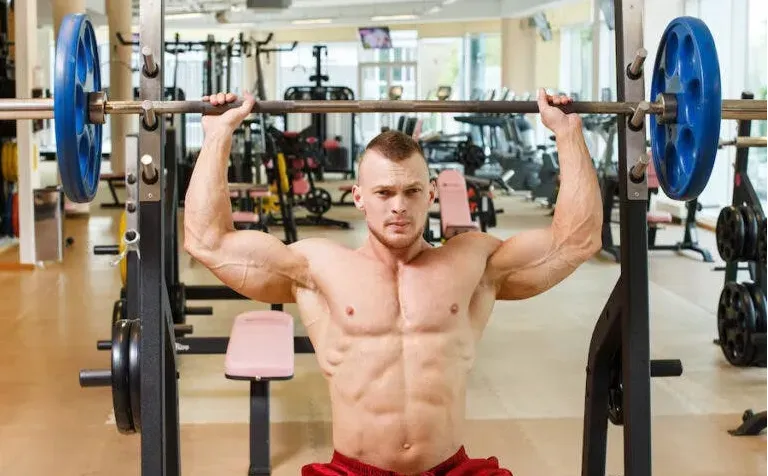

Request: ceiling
left=37, top=0, right=568, bottom=31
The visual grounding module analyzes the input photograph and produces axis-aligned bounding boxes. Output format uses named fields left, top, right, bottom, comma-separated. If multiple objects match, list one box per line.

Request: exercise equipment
left=79, top=319, right=141, bottom=434
left=5, top=15, right=765, bottom=205
left=224, top=310, right=295, bottom=474
left=715, top=205, right=762, bottom=262
left=71, top=3, right=758, bottom=475
left=716, top=282, right=762, bottom=367
left=118, top=210, right=127, bottom=285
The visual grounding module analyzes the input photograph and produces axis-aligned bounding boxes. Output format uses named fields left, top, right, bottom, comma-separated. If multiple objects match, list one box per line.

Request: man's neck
left=363, top=235, right=428, bottom=269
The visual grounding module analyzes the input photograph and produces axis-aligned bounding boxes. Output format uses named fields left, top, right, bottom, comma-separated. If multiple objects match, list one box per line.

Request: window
left=746, top=0, right=767, bottom=205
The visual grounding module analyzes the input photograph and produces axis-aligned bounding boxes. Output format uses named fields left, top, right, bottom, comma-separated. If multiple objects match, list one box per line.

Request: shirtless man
left=184, top=89, right=602, bottom=475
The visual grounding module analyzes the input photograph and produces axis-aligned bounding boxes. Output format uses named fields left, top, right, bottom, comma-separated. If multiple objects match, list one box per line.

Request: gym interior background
left=0, top=0, right=766, bottom=475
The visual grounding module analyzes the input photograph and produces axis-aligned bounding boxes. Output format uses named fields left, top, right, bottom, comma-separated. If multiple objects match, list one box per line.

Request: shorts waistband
left=330, top=446, right=468, bottom=475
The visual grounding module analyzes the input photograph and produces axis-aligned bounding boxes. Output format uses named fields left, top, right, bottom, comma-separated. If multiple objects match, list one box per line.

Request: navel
left=402, top=443, right=412, bottom=450
left=345, top=305, right=355, bottom=317
left=450, top=303, right=459, bottom=314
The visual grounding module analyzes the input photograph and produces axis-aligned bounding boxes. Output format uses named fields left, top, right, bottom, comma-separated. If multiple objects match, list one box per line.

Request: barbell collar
left=88, top=91, right=107, bottom=125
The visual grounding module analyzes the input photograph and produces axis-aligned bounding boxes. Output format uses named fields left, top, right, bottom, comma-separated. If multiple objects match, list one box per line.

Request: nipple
left=345, top=305, right=355, bottom=317
left=402, top=443, right=411, bottom=450
left=450, top=303, right=459, bottom=314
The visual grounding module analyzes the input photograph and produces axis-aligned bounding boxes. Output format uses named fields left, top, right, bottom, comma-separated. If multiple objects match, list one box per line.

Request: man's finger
left=226, top=92, right=236, bottom=102
left=536, top=88, right=550, bottom=111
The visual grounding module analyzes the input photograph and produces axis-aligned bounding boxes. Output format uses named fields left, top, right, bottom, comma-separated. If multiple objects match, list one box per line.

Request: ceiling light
left=370, top=14, right=419, bottom=21
left=442, top=0, right=459, bottom=5
left=291, top=18, right=333, bottom=25
left=166, top=12, right=205, bottom=19
left=428, top=6, right=442, bottom=14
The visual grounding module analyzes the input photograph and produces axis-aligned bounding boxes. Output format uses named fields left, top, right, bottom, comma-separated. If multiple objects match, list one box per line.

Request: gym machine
left=711, top=96, right=767, bottom=437
left=281, top=45, right=358, bottom=179
left=5, top=4, right=767, bottom=474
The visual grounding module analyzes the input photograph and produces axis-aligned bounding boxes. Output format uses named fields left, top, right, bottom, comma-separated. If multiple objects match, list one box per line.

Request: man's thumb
left=536, top=88, right=549, bottom=111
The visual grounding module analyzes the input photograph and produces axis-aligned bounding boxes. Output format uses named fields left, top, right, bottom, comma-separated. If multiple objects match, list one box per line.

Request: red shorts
left=301, top=446, right=513, bottom=475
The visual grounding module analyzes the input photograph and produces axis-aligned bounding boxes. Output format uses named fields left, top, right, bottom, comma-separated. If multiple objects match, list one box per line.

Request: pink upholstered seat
left=436, top=170, right=479, bottom=239
left=293, top=178, right=311, bottom=195
left=647, top=211, right=673, bottom=224
left=225, top=311, right=295, bottom=380
left=231, top=211, right=260, bottom=223
left=646, top=155, right=660, bottom=189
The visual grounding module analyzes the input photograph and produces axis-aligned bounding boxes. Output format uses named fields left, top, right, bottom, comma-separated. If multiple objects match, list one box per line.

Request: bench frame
left=223, top=307, right=298, bottom=475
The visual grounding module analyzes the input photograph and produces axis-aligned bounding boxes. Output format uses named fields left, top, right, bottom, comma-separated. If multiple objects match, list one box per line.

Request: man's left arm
left=485, top=94, right=603, bottom=300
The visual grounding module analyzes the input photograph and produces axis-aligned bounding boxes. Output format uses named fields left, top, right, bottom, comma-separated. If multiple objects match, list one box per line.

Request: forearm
left=184, top=130, right=236, bottom=250
left=551, top=124, right=603, bottom=255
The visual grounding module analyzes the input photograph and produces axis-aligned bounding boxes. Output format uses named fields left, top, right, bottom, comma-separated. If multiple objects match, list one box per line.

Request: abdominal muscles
left=321, top=316, right=475, bottom=471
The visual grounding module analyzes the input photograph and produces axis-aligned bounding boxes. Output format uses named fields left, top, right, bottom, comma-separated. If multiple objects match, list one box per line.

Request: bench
left=225, top=310, right=295, bottom=475
left=436, top=169, right=479, bottom=240
left=99, top=173, right=125, bottom=208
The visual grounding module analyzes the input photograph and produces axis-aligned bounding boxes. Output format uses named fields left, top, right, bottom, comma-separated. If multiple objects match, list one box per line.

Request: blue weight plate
left=54, top=14, right=102, bottom=203
left=649, top=16, right=721, bottom=201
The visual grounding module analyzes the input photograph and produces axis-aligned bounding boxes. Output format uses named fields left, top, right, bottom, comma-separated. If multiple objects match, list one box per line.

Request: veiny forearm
left=184, top=130, right=236, bottom=249
left=551, top=125, right=603, bottom=255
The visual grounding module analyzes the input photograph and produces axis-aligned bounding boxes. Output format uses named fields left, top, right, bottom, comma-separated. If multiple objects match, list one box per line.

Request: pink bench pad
left=231, top=211, right=260, bottom=223
left=647, top=211, right=673, bottom=224
left=225, top=311, right=295, bottom=380
left=437, top=170, right=479, bottom=239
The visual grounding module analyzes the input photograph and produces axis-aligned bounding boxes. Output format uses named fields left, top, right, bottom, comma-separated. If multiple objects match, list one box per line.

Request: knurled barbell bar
left=4, top=14, right=767, bottom=204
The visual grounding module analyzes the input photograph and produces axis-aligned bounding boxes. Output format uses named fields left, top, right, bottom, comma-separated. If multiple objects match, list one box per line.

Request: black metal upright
left=139, top=0, right=181, bottom=474
left=614, top=2, right=653, bottom=474
left=581, top=0, right=657, bottom=475
left=725, top=92, right=765, bottom=289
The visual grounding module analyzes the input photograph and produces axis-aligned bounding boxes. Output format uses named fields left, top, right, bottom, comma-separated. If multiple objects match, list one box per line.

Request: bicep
left=191, top=230, right=312, bottom=304
left=487, top=228, right=583, bottom=300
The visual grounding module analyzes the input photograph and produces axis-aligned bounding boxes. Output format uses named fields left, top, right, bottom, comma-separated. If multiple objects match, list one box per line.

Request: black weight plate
left=743, top=282, right=767, bottom=333
left=128, top=319, right=141, bottom=432
left=758, top=217, right=767, bottom=266
left=111, top=319, right=135, bottom=434
left=305, top=188, right=333, bottom=216
left=716, top=206, right=745, bottom=262
left=112, top=298, right=125, bottom=325
left=717, top=282, right=757, bottom=367
left=739, top=206, right=759, bottom=261
left=607, top=361, right=623, bottom=426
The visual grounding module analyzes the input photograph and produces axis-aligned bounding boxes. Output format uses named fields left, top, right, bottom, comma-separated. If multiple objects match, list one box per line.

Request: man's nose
left=391, top=195, right=407, bottom=214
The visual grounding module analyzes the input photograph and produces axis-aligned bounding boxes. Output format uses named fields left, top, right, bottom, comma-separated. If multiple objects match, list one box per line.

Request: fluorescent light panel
left=166, top=12, right=205, bottom=19
left=291, top=18, right=333, bottom=24
left=371, top=14, right=418, bottom=21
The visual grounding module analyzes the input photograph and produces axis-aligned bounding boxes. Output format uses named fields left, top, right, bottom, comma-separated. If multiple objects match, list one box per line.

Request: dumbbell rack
left=715, top=94, right=767, bottom=436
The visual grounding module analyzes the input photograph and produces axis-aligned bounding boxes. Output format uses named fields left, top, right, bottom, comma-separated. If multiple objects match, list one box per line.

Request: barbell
left=4, top=14, right=767, bottom=203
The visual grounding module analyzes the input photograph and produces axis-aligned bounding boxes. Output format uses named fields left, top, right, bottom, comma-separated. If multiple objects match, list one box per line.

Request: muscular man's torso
left=292, top=236, right=499, bottom=473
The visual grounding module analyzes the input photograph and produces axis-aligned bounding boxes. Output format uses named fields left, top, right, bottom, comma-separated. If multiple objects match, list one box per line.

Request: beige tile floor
left=0, top=182, right=765, bottom=476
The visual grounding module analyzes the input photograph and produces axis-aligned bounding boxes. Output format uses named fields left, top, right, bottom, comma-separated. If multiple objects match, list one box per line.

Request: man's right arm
left=183, top=99, right=313, bottom=304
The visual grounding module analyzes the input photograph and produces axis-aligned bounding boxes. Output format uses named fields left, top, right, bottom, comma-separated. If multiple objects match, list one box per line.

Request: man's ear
left=428, top=180, right=437, bottom=205
left=352, top=184, right=364, bottom=211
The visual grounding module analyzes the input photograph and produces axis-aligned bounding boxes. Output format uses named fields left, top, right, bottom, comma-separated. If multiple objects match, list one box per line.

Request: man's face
left=353, top=150, right=435, bottom=250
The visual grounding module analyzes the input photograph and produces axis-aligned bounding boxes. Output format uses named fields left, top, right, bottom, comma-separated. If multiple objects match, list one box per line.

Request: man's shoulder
left=439, top=231, right=502, bottom=257
left=288, top=237, right=347, bottom=256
